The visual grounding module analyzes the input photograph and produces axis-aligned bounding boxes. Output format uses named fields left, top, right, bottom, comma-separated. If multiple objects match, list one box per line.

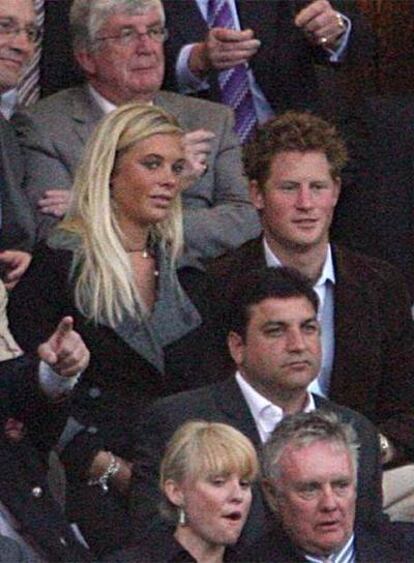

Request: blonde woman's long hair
left=59, top=103, right=184, bottom=327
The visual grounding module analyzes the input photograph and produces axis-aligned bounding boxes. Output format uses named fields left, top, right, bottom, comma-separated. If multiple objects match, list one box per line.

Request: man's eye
left=26, top=27, right=40, bottom=42
left=334, top=481, right=351, bottom=492
left=119, top=28, right=135, bottom=39
left=148, top=27, right=164, bottom=39
left=280, top=185, right=297, bottom=192
left=264, top=328, right=282, bottom=337
left=299, top=485, right=318, bottom=498
left=0, top=19, right=15, bottom=33
left=303, top=323, right=318, bottom=333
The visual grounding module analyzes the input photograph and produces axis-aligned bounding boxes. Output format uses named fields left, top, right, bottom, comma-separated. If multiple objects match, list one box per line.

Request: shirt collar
left=88, top=84, right=117, bottom=114
left=235, top=372, right=316, bottom=443
left=263, top=238, right=336, bottom=287
left=303, top=533, right=355, bottom=563
left=88, top=84, right=154, bottom=115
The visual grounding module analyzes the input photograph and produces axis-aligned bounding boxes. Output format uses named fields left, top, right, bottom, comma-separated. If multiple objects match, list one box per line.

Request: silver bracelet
left=88, top=452, right=121, bottom=493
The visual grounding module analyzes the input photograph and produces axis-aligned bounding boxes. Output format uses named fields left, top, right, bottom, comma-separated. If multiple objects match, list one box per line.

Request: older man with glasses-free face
left=243, top=411, right=411, bottom=562
left=12, top=0, right=260, bottom=256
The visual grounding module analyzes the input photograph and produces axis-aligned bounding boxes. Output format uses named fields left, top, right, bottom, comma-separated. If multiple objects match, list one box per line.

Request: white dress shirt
left=236, top=371, right=316, bottom=443
left=263, top=238, right=335, bottom=397
left=88, top=85, right=117, bottom=114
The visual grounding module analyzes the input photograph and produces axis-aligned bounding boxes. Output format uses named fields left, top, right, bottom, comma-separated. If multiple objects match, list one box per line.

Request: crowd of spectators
left=0, top=0, right=413, bottom=561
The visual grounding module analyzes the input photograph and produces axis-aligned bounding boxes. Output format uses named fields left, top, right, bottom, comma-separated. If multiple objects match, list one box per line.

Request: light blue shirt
left=263, top=238, right=335, bottom=397
left=175, top=0, right=351, bottom=122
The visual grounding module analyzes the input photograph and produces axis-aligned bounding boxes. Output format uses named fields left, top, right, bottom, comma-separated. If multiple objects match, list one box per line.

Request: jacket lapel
left=329, top=246, right=379, bottom=402
left=212, top=378, right=262, bottom=448
left=71, top=84, right=105, bottom=145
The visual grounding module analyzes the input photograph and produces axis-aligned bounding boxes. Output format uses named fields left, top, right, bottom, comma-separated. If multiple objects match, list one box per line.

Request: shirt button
left=31, top=486, right=43, bottom=498
left=88, top=387, right=101, bottom=399
left=59, top=537, right=68, bottom=546
left=87, top=426, right=98, bottom=434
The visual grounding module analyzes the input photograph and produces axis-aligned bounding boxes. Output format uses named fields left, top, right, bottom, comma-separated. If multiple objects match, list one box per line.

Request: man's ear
left=164, top=479, right=185, bottom=508
left=74, top=49, right=97, bottom=77
left=227, top=330, right=245, bottom=367
left=333, top=177, right=341, bottom=206
left=249, top=180, right=265, bottom=211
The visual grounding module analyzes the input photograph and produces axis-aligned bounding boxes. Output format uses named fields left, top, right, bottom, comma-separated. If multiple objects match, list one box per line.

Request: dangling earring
left=178, top=506, right=186, bottom=526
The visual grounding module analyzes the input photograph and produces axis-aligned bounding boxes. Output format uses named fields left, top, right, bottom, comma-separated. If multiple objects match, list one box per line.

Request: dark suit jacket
left=0, top=356, right=91, bottom=562
left=162, top=0, right=374, bottom=115
left=240, top=522, right=411, bottom=562
left=333, top=95, right=414, bottom=297
left=104, top=525, right=198, bottom=563
left=206, top=237, right=414, bottom=458
left=0, top=118, right=34, bottom=252
left=129, top=377, right=383, bottom=553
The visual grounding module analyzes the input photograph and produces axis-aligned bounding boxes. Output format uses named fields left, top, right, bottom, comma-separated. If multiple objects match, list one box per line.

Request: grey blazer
left=12, top=85, right=260, bottom=257
left=0, top=118, right=34, bottom=252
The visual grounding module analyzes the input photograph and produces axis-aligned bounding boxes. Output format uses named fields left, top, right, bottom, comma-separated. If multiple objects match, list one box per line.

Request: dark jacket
left=0, top=117, right=34, bottom=252
left=104, top=525, right=197, bottom=562
left=240, top=522, right=413, bottom=562
left=333, top=95, right=414, bottom=297
left=0, top=356, right=91, bottom=562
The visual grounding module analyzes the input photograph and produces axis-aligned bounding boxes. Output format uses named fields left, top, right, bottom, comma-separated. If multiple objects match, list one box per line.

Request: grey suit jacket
left=0, top=118, right=34, bottom=252
left=12, top=85, right=260, bottom=257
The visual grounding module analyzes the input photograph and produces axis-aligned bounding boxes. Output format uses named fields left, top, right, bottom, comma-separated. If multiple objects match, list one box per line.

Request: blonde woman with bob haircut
left=9, top=103, right=219, bottom=556
left=108, top=421, right=259, bottom=562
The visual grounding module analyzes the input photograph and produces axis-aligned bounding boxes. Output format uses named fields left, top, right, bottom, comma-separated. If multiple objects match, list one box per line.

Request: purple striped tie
left=207, top=0, right=257, bottom=143
left=17, top=0, right=45, bottom=107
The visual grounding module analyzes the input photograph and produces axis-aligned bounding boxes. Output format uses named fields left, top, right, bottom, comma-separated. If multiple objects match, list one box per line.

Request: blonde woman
left=9, top=104, right=218, bottom=555
left=108, top=421, right=259, bottom=562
